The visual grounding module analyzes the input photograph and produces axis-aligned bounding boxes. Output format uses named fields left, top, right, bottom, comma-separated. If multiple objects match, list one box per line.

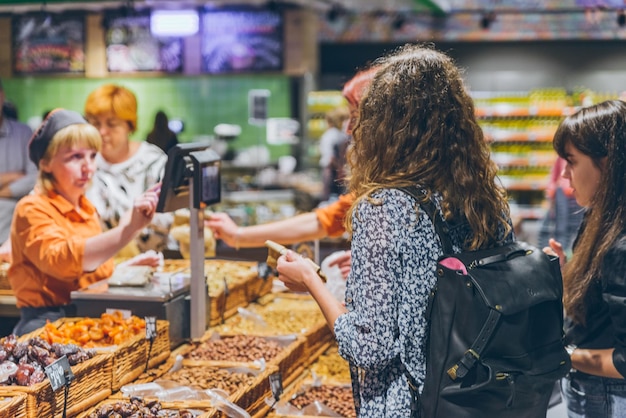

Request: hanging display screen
left=104, top=11, right=183, bottom=73
left=12, top=12, right=85, bottom=74
left=200, top=7, right=283, bottom=74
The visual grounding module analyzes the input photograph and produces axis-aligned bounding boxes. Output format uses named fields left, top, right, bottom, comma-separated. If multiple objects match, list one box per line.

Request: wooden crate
left=0, top=352, right=112, bottom=418
left=0, top=392, right=27, bottom=418
left=23, top=317, right=170, bottom=392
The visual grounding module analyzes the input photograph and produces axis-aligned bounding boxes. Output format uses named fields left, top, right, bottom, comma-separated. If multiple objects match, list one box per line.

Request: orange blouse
left=314, top=193, right=354, bottom=237
left=9, top=191, right=114, bottom=308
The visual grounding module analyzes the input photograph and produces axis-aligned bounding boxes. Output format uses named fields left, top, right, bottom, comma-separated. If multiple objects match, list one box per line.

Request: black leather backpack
left=401, top=188, right=571, bottom=418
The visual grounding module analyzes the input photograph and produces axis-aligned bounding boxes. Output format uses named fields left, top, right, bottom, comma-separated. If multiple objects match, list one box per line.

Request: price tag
left=107, top=308, right=132, bottom=319
left=145, top=316, right=157, bottom=340
left=269, top=371, right=283, bottom=401
left=45, top=356, right=74, bottom=392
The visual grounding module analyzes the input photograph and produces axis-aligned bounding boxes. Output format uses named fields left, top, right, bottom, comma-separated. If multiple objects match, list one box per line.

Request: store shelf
left=474, top=89, right=568, bottom=221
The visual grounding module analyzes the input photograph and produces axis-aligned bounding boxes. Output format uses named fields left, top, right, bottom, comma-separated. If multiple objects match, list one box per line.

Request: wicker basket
left=224, top=364, right=278, bottom=418
left=22, top=317, right=170, bottom=392
left=75, top=398, right=216, bottom=418
left=183, top=332, right=308, bottom=389
left=213, top=294, right=334, bottom=364
left=111, top=363, right=279, bottom=418
left=0, top=351, right=112, bottom=418
left=0, top=392, right=27, bottom=418
left=266, top=378, right=356, bottom=418
left=162, top=258, right=272, bottom=326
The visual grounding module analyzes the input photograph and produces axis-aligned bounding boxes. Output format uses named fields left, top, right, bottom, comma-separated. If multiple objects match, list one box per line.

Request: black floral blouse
left=334, top=188, right=506, bottom=417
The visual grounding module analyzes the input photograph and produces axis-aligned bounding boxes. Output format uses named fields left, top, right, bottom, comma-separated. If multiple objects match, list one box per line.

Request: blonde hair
left=37, top=124, right=101, bottom=193
left=84, top=84, right=138, bottom=132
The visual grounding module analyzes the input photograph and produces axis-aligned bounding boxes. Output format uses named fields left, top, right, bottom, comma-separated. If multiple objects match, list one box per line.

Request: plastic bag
left=0, top=361, right=17, bottom=383
left=321, top=251, right=348, bottom=302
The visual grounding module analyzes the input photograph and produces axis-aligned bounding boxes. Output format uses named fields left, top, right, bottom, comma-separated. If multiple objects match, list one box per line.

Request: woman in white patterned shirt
left=84, top=84, right=171, bottom=254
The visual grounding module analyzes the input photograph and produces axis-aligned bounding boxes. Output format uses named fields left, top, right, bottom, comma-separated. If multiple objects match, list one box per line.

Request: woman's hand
left=205, top=212, right=239, bottom=248
left=126, top=184, right=160, bottom=232
left=543, top=238, right=567, bottom=268
left=276, top=250, right=321, bottom=293
left=124, top=250, right=162, bottom=268
left=328, top=250, right=351, bottom=279
left=0, top=239, right=11, bottom=263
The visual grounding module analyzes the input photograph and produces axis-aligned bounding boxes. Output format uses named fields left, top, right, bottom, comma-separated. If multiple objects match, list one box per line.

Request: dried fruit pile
left=38, top=311, right=146, bottom=347
left=0, top=334, right=94, bottom=386
left=87, top=397, right=195, bottom=418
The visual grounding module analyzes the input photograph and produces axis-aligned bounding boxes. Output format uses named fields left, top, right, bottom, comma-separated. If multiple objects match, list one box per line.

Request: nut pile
left=163, top=366, right=256, bottom=394
left=88, top=397, right=195, bottom=418
left=161, top=260, right=258, bottom=295
left=289, top=385, right=356, bottom=418
left=186, top=335, right=284, bottom=362
left=309, top=346, right=351, bottom=382
left=215, top=299, right=325, bottom=335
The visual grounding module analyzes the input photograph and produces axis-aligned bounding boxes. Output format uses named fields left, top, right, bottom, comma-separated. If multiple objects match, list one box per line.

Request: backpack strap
left=446, top=308, right=501, bottom=380
left=398, top=187, right=504, bottom=386
left=397, top=186, right=454, bottom=254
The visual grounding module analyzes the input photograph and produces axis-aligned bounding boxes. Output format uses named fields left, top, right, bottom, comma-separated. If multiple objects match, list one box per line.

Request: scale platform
left=70, top=270, right=191, bottom=349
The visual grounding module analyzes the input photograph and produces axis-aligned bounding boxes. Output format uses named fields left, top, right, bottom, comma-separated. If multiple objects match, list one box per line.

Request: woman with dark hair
left=275, top=44, right=512, bottom=417
left=546, top=100, right=626, bottom=417
left=147, top=110, right=178, bottom=154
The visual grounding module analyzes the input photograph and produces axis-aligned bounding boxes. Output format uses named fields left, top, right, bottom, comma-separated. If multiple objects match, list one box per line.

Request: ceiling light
left=150, top=9, right=199, bottom=37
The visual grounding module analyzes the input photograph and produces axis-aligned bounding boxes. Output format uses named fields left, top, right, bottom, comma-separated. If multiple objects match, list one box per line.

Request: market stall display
left=0, top=392, right=27, bottom=418
left=213, top=294, right=334, bottom=362
left=0, top=335, right=112, bottom=418
left=182, top=332, right=307, bottom=388
left=24, top=312, right=170, bottom=391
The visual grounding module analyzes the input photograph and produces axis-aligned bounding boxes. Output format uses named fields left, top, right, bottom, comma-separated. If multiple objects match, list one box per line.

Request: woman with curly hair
left=276, top=44, right=512, bottom=417
left=545, top=100, right=626, bottom=417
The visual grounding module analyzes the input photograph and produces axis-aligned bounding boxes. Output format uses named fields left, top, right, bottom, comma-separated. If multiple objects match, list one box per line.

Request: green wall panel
left=3, top=75, right=292, bottom=160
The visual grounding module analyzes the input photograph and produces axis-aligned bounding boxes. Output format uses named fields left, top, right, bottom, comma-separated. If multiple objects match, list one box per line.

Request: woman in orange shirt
left=9, top=109, right=160, bottom=335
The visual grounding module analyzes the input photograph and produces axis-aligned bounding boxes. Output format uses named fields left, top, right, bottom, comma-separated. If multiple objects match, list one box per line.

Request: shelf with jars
left=475, top=88, right=620, bottom=222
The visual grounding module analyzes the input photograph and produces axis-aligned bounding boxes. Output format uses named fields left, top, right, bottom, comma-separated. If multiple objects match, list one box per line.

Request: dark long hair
left=553, top=100, right=626, bottom=323
left=346, top=44, right=510, bottom=250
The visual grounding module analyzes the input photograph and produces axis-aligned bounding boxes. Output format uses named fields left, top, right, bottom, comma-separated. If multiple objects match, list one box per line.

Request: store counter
left=71, top=270, right=191, bottom=349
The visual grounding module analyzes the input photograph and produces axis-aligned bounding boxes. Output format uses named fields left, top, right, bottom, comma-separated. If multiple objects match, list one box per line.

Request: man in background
left=0, top=78, right=36, bottom=254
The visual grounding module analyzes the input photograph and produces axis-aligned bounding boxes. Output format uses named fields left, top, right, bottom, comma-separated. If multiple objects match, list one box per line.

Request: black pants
left=13, top=304, right=76, bottom=336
